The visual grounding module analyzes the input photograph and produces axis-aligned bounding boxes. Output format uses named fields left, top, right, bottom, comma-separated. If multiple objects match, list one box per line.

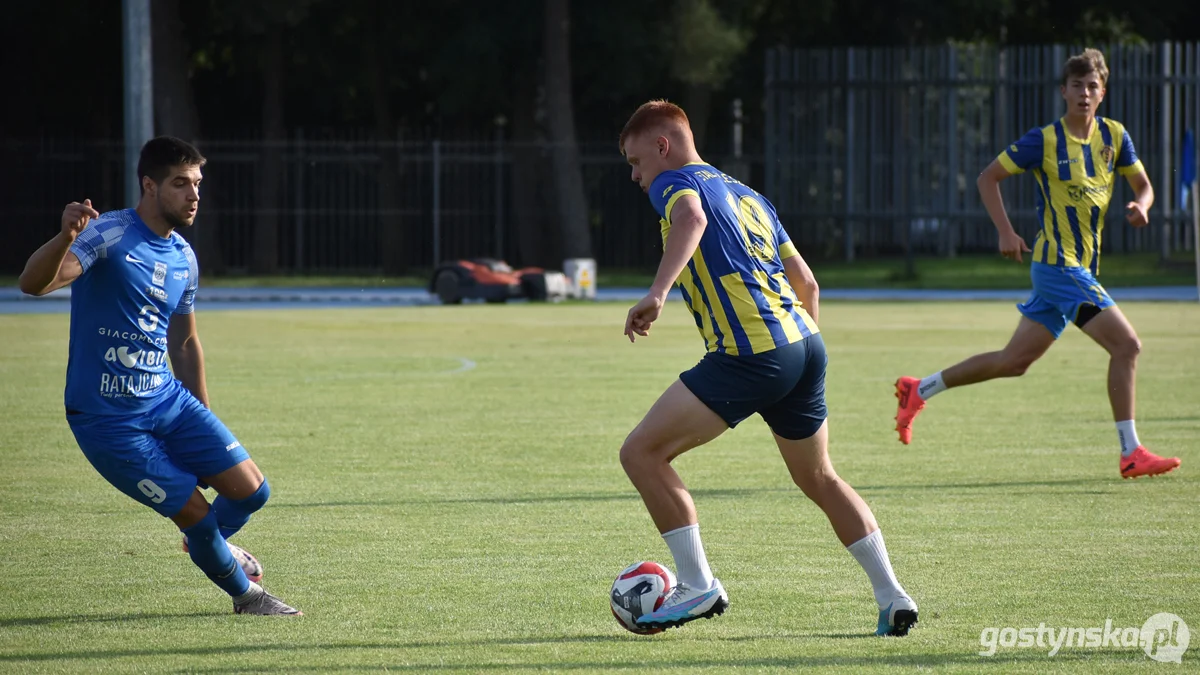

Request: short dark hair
left=137, top=136, right=206, bottom=194
left=1062, top=48, right=1109, bottom=87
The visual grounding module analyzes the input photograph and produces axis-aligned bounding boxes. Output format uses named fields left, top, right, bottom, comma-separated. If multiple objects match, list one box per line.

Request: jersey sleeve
left=648, top=170, right=700, bottom=226
left=1116, top=129, right=1144, bottom=175
left=67, top=216, right=127, bottom=274
left=764, top=200, right=798, bottom=259
left=997, top=128, right=1044, bottom=174
left=175, top=245, right=200, bottom=315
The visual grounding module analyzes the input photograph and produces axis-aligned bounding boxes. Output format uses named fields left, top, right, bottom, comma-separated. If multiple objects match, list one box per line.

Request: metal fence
left=766, top=42, right=1200, bottom=261
left=0, top=135, right=763, bottom=276
left=6, top=42, right=1198, bottom=277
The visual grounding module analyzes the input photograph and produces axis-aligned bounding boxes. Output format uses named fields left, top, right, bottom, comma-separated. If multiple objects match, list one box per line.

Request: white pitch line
left=300, top=356, right=476, bottom=382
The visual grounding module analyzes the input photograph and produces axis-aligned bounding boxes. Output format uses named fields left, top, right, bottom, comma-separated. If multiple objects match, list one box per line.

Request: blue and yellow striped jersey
left=648, top=163, right=818, bottom=356
left=997, top=116, right=1144, bottom=274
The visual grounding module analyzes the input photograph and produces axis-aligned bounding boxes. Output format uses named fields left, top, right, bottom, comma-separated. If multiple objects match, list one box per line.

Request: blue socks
left=213, top=478, right=270, bottom=540
left=182, top=509, right=250, bottom=597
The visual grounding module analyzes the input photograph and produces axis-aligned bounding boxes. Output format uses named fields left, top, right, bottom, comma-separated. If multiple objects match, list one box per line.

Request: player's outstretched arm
left=782, top=252, right=819, bottom=325
left=1123, top=170, right=1154, bottom=228
left=167, top=312, right=211, bottom=408
left=18, top=200, right=98, bottom=295
left=976, top=160, right=1030, bottom=262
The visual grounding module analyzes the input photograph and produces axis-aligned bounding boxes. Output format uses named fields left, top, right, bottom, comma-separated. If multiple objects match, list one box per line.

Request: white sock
left=233, top=581, right=263, bottom=604
left=846, top=530, right=908, bottom=610
left=662, top=524, right=715, bottom=590
left=917, top=372, right=947, bottom=400
left=1116, top=420, right=1141, bottom=457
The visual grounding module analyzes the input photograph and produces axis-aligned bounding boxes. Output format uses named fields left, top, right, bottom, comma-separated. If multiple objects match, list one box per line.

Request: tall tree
left=252, top=27, right=285, bottom=274
left=152, top=0, right=225, bottom=272
left=206, top=0, right=316, bottom=274
left=542, top=0, right=592, bottom=261
left=363, top=0, right=408, bottom=274
left=666, top=0, right=754, bottom=151
left=510, top=74, right=555, bottom=267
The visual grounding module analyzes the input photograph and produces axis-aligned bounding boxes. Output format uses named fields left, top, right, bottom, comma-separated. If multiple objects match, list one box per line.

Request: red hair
left=619, top=100, right=692, bottom=155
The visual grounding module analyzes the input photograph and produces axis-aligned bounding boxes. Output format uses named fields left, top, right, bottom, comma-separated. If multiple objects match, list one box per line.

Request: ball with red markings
left=609, top=561, right=676, bottom=635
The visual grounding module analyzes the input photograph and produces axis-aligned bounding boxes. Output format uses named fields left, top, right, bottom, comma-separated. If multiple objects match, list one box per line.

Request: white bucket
left=564, top=258, right=597, bottom=299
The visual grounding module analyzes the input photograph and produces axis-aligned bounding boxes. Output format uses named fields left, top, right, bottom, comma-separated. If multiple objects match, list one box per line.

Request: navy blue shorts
left=679, top=333, right=828, bottom=441
left=66, top=383, right=251, bottom=518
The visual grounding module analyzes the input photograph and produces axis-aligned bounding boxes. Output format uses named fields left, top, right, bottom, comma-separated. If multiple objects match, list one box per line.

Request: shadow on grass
left=0, top=634, right=1147, bottom=671
left=270, top=478, right=1113, bottom=510
left=270, top=487, right=789, bottom=509
left=0, top=610, right=227, bottom=629
left=176, top=651, right=1142, bottom=673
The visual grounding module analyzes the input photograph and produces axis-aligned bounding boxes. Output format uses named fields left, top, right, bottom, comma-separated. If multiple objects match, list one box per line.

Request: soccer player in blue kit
left=617, top=101, right=918, bottom=636
left=19, top=137, right=301, bottom=616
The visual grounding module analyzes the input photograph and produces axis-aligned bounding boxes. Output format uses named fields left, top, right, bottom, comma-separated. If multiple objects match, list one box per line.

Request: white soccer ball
left=609, top=560, right=676, bottom=635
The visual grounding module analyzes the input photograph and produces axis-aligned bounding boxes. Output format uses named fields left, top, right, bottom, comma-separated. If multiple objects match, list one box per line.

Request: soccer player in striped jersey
left=618, top=101, right=918, bottom=636
left=894, top=49, right=1181, bottom=479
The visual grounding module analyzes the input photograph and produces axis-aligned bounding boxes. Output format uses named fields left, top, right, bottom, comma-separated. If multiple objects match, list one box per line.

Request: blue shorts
left=679, top=333, right=828, bottom=441
left=66, top=382, right=251, bottom=518
left=1018, top=263, right=1116, bottom=339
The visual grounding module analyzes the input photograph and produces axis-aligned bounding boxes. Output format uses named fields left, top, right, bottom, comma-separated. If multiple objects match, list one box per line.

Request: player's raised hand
left=624, top=293, right=665, bottom=343
left=998, top=230, right=1031, bottom=262
left=61, top=199, right=100, bottom=240
left=1125, top=201, right=1149, bottom=228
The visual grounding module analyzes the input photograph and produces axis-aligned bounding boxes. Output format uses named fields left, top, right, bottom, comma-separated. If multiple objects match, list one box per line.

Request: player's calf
left=181, top=508, right=251, bottom=598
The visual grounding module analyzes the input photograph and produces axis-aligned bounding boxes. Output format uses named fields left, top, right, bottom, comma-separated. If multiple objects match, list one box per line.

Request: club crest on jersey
left=152, top=262, right=167, bottom=287
left=1100, top=145, right=1115, bottom=168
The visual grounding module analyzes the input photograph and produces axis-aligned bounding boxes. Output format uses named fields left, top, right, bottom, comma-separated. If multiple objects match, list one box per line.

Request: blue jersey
left=65, top=209, right=199, bottom=415
left=648, top=163, right=818, bottom=356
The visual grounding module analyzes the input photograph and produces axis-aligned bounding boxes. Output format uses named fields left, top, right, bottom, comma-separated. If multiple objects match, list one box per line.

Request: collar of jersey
left=128, top=209, right=177, bottom=248
left=1058, top=116, right=1097, bottom=144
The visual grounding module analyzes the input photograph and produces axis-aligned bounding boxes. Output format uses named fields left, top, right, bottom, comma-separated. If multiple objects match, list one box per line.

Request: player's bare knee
left=1111, top=335, right=1141, bottom=361
left=171, top=491, right=211, bottom=529
left=618, top=438, right=647, bottom=473
left=791, top=467, right=838, bottom=502
left=1001, top=353, right=1036, bottom=377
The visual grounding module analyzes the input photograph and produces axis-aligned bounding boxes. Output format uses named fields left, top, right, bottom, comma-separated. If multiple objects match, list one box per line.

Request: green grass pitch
left=0, top=301, right=1197, bottom=673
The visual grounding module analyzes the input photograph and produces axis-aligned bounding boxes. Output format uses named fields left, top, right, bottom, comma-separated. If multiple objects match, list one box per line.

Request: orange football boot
left=894, top=376, right=926, bottom=445
left=1120, top=446, right=1181, bottom=479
